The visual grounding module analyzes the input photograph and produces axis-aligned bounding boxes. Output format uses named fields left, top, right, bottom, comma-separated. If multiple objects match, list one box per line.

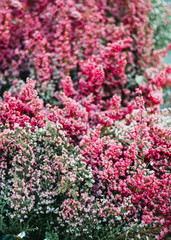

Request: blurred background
left=164, top=0, right=171, bottom=64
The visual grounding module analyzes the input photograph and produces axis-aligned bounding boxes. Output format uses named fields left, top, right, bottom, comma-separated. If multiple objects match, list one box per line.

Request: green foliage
left=150, top=0, right=171, bottom=49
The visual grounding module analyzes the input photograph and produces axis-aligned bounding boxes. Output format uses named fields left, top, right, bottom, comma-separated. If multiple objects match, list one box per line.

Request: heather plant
left=0, top=78, right=45, bottom=131
left=78, top=95, right=171, bottom=239
left=0, top=0, right=171, bottom=240
left=52, top=63, right=171, bottom=129
left=0, top=86, right=170, bottom=239
left=0, top=0, right=170, bottom=106
left=0, top=120, right=94, bottom=239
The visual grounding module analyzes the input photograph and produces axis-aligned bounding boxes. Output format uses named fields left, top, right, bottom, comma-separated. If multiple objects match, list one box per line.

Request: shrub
left=0, top=0, right=170, bottom=105
left=0, top=0, right=170, bottom=239
left=0, top=120, right=94, bottom=239
left=0, top=85, right=170, bottom=239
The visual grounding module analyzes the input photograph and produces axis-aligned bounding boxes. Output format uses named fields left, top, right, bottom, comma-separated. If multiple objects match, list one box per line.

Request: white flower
left=17, top=231, right=26, bottom=238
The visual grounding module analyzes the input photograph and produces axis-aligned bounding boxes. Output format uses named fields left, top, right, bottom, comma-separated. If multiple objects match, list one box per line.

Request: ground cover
left=0, top=0, right=171, bottom=239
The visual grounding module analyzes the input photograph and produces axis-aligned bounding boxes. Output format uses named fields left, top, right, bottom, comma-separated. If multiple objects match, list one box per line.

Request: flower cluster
left=0, top=0, right=171, bottom=240
left=0, top=78, right=45, bottom=130
left=0, top=120, right=94, bottom=238
left=0, top=0, right=170, bottom=105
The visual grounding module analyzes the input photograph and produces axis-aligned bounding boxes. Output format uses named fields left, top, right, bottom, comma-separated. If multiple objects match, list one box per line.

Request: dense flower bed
left=0, top=0, right=171, bottom=240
